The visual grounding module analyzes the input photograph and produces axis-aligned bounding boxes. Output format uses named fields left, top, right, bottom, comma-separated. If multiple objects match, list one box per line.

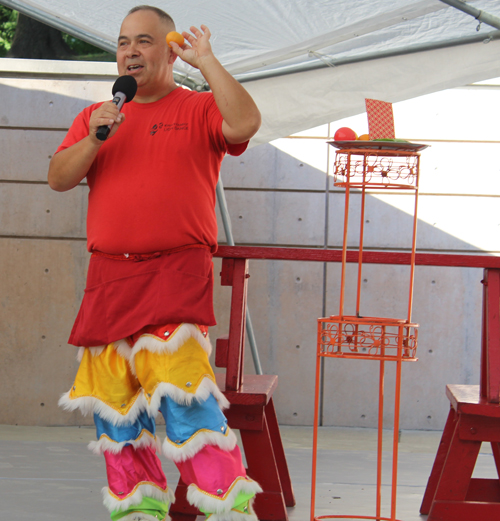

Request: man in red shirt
left=48, top=5, right=262, bottom=521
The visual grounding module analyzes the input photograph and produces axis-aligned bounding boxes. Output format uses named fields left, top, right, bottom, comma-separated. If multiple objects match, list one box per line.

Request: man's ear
left=168, top=49, right=178, bottom=65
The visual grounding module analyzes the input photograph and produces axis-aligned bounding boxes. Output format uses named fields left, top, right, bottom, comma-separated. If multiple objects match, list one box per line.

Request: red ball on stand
left=334, top=127, right=357, bottom=141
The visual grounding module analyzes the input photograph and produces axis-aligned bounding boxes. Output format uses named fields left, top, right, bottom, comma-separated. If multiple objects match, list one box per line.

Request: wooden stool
left=420, top=268, right=500, bottom=520
left=170, top=257, right=295, bottom=521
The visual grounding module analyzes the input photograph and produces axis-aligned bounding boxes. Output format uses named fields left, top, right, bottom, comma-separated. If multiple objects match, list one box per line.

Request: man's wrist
left=87, top=133, right=105, bottom=148
left=197, top=53, right=222, bottom=79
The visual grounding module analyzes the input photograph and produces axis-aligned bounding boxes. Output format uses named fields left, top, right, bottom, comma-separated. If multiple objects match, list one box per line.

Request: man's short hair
left=127, top=5, right=176, bottom=29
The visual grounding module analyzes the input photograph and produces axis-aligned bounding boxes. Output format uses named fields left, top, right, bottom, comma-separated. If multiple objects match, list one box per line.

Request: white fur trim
left=114, top=339, right=133, bottom=360
left=76, top=345, right=106, bottom=362
left=147, top=377, right=230, bottom=415
left=162, top=427, right=237, bottom=462
left=119, top=514, right=171, bottom=521
left=58, top=389, right=151, bottom=426
left=187, top=478, right=262, bottom=515
left=88, top=430, right=162, bottom=455
left=129, top=323, right=212, bottom=374
left=102, top=483, right=175, bottom=513
left=76, top=342, right=131, bottom=364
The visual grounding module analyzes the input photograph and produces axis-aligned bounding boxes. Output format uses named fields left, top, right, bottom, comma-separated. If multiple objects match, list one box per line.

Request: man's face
left=117, top=10, right=175, bottom=95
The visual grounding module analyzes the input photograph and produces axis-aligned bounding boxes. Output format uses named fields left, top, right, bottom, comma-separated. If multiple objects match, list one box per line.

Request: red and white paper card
left=365, top=98, right=395, bottom=139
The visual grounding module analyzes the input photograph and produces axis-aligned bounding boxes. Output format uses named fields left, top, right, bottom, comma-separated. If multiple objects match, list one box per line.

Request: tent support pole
left=216, top=178, right=263, bottom=376
left=439, top=0, right=500, bottom=30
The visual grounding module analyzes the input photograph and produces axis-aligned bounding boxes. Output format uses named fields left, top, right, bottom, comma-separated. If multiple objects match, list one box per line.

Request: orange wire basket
left=318, top=316, right=418, bottom=362
left=332, top=146, right=421, bottom=190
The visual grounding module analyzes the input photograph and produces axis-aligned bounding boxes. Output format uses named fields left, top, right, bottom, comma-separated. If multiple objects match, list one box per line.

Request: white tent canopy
left=1, top=0, right=500, bottom=145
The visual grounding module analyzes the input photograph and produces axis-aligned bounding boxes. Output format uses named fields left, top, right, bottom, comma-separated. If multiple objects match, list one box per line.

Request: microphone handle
left=95, top=92, right=127, bottom=142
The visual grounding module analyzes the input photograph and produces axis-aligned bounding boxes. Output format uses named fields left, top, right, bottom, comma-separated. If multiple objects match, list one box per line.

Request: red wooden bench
left=166, top=246, right=500, bottom=521
left=420, top=268, right=500, bottom=520
left=170, top=256, right=295, bottom=521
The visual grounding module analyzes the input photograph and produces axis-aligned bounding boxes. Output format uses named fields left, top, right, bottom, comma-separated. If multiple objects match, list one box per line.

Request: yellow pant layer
left=134, top=337, right=216, bottom=401
left=70, top=344, right=142, bottom=415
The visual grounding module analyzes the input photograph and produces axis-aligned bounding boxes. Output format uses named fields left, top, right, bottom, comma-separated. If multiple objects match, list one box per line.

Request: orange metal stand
left=311, top=142, right=428, bottom=521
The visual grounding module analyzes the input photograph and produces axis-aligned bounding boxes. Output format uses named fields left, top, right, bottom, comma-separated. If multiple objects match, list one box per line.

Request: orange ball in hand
left=166, top=31, right=184, bottom=47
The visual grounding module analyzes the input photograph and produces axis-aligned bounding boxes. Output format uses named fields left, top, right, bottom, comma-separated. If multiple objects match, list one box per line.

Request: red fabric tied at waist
left=91, top=243, right=212, bottom=262
left=69, top=246, right=216, bottom=347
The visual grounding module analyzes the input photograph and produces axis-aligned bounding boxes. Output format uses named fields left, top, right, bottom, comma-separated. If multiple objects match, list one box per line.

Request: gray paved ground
left=0, top=424, right=497, bottom=520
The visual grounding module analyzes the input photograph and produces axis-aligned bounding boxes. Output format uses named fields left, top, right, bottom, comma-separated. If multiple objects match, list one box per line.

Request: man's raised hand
left=169, top=25, right=215, bottom=70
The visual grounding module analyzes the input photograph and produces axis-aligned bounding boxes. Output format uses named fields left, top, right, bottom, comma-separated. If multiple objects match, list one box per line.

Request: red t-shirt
left=57, top=87, right=247, bottom=254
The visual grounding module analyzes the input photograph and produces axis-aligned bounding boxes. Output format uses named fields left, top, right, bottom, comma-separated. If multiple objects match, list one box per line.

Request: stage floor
left=0, top=424, right=496, bottom=521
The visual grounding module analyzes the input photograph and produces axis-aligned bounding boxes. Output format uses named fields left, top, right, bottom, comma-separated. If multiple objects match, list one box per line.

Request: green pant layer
left=110, top=497, right=170, bottom=521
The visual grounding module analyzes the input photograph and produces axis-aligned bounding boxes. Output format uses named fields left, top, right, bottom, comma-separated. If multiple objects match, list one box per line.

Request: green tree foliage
left=62, top=33, right=113, bottom=60
left=0, top=6, right=17, bottom=56
left=0, top=6, right=114, bottom=60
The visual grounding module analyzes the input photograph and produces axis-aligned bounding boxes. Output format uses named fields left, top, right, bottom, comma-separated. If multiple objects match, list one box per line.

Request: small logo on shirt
left=150, top=122, right=189, bottom=136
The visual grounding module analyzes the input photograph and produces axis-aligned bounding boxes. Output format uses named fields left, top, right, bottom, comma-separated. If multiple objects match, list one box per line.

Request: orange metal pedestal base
left=314, top=516, right=399, bottom=521
left=311, top=316, right=417, bottom=521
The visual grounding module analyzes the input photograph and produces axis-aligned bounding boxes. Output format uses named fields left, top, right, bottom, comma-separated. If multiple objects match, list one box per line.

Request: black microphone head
left=112, top=75, right=137, bottom=102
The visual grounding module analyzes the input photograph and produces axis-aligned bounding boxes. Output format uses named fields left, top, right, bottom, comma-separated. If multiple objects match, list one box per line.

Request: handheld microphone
left=96, top=75, right=138, bottom=141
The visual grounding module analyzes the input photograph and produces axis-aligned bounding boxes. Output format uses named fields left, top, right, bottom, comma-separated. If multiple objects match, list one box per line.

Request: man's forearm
left=48, top=101, right=124, bottom=192
left=198, top=55, right=261, bottom=144
left=48, top=136, right=101, bottom=192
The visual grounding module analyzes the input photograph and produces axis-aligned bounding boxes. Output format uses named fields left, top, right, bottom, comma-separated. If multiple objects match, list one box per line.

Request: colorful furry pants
left=59, top=323, right=262, bottom=521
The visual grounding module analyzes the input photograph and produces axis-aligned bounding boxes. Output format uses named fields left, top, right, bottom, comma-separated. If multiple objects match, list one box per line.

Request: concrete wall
left=0, top=58, right=498, bottom=430
left=0, top=60, right=113, bottom=426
